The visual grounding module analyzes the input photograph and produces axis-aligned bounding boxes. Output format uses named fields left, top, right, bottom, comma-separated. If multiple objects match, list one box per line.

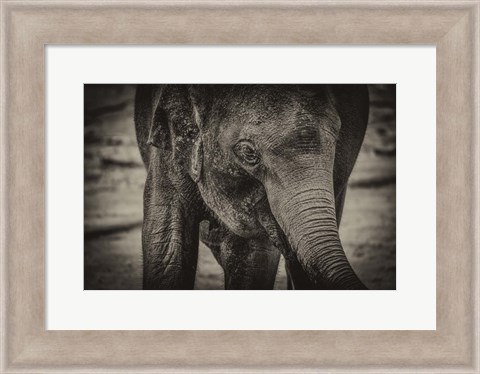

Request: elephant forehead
left=214, top=102, right=309, bottom=142
left=211, top=87, right=293, bottom=124
left=208, top=87, right=340, bottom=158
left=222, top=109, right=337, bottom=150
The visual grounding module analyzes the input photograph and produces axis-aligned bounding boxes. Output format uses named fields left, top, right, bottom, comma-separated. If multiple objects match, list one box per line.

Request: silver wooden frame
left=1, top=1, right=479, bottom=372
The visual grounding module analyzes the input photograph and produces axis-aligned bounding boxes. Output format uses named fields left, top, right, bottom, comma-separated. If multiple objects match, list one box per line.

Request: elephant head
left=139, top=84, right=369, bottom=289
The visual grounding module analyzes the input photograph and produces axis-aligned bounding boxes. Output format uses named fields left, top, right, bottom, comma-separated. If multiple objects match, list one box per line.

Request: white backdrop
left=46, top=46, right=436, bottom=330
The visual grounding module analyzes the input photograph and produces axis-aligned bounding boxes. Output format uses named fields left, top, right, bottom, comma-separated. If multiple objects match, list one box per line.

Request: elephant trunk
left=264, top=167, right=366, bottom=290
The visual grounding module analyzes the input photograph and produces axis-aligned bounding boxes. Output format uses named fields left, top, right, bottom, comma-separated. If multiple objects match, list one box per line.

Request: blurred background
left=84, top=84, right=396, bottom=290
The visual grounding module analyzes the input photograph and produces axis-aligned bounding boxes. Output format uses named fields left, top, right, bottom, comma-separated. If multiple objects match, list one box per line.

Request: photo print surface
left=84, top=84, right=396, bottom=290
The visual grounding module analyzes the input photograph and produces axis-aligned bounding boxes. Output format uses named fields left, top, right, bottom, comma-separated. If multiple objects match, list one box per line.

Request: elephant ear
left=190, top=137, right=203, bottom=183
left=139, top=84, right=207, bottom=183
left=146, top=85, right=172, bottom=151
left=188, top=85, right=210, bottom=183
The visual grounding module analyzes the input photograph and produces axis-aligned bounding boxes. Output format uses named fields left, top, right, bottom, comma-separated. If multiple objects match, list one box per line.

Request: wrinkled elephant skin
left=135, top=84, right=369, bottom=290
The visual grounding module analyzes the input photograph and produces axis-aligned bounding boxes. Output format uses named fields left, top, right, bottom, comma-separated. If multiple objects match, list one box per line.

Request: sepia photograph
left=84, top=84, right=396, bottom=290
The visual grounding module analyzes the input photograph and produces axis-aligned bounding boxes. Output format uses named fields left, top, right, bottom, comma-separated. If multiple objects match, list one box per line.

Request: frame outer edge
left=1, top=2, right=10, bottom=374
left=1, top=1, right=479, bottom=373
left=473, top=3, right=480, bottom=373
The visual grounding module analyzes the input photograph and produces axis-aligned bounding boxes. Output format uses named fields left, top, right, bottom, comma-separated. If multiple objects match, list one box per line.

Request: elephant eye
left=233, top=140, right=260, bottom=166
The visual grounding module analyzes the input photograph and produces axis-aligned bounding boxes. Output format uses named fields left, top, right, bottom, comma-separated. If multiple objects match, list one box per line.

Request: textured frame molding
left=0, top=1, right=478, bottom=372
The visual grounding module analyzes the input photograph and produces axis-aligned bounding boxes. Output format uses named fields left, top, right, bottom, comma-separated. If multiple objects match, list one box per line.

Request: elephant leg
left=285, top=257, right=314, bottom=290
left=142, top=153, right=201, bottom=289
left=199, top=218, right=225, bottom=267
left=256, top=209, right=314, bottom=290
left=220, top=233, right=280, bottom=290
left=286, top=266, right=294, bottom=290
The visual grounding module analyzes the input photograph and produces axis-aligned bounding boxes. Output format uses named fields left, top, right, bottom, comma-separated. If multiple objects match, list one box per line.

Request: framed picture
left=1, top=1, right=478, bottom=372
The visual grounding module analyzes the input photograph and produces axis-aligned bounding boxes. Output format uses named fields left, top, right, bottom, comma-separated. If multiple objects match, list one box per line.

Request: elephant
left=134, top=84, right=369, bottom=290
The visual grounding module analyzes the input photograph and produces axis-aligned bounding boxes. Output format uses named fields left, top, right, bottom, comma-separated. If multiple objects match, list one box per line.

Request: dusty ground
left=84, top=84, right=396, bottom=290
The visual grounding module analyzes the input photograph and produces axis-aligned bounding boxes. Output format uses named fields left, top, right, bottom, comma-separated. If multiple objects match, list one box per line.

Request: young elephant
left=135, top=84, right=369, bottom=290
